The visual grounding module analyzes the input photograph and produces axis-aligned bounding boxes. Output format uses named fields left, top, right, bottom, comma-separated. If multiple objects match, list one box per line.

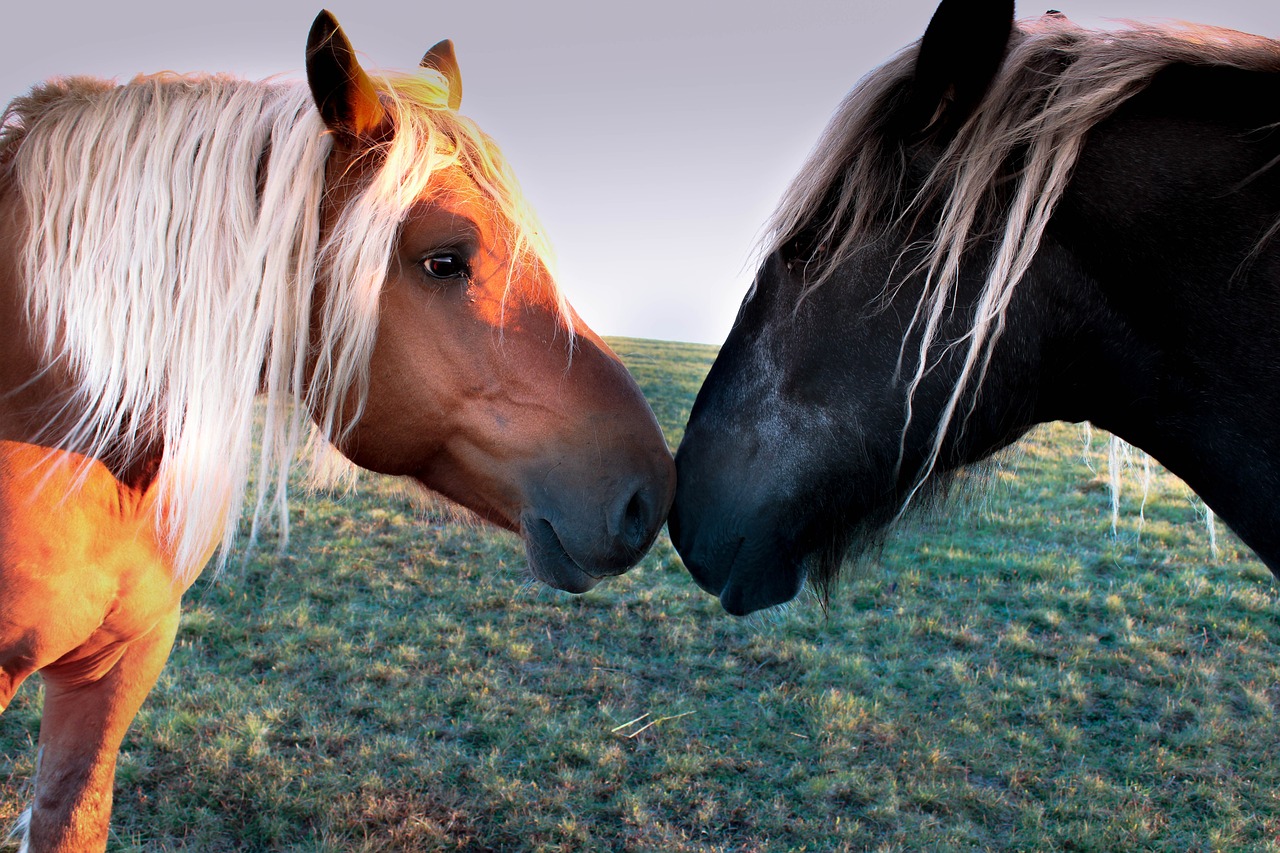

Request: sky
left=3, top=1, right=1278, bottom=344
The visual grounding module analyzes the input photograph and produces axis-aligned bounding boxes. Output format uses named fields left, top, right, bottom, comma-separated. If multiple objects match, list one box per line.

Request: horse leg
left=22, top=604, right=180, bottom=853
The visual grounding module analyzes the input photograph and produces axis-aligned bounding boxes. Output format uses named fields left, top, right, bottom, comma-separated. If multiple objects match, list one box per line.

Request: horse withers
left=671, top=0, right=1280, bottom=615
left=0, top=13, right=674, bottom=851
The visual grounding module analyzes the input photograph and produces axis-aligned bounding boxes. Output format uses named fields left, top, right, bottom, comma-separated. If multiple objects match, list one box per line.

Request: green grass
left=4, top=337, right=1280, bottom=852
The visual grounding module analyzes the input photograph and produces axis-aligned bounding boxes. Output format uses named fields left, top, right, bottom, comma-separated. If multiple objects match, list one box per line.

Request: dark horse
left=671, top=0, right=1280, bottom=615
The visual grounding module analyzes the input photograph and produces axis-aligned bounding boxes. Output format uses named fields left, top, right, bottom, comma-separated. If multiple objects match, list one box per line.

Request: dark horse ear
left=306, top=10, right=387, bottom=138
left=421, top=39, right=463, bottom=110
left=903, top=0, right=1015, bottom=136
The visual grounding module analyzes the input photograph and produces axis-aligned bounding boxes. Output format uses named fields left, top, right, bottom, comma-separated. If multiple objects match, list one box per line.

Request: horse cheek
left=341, top=281, right=458, bottom=476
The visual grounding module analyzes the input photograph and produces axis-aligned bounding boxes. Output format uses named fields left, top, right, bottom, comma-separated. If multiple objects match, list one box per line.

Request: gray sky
left=4, top=1, right=1278, bottom=344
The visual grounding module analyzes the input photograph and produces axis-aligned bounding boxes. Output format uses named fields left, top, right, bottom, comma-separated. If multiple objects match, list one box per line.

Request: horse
left=669, top=0, right=1280, bottom=616
left=0, top=12, right=675, bottom=851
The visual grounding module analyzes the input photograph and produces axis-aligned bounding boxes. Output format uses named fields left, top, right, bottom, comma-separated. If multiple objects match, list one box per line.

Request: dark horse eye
left=421, top=252, right=469, bottom=280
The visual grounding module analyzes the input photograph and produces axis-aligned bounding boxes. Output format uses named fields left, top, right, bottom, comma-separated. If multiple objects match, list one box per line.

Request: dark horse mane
left=772, top=15, right=1280, bottom=277
left=768, top=14, right=1280, bottom=565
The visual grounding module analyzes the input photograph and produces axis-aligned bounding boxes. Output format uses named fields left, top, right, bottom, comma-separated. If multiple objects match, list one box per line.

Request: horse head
left=305, top=13, right=675, bottom=592
left=673, top=0, right=1280, bottom=613
left=670, top=0, right=1031, bottom=615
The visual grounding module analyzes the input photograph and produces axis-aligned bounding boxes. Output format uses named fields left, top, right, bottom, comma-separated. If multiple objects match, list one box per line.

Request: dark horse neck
left=1041, top=62, right=1280, bottom=571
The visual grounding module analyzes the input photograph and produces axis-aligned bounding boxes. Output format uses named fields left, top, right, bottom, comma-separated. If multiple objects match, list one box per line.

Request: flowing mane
left=0, top=68, right=560, bottom=579
left=766, top=15, right=1280, bottom=505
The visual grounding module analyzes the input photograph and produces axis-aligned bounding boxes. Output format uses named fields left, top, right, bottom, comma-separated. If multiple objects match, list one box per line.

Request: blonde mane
left=766, top=14, right=1280, bottom=509
left=2, top=67, right=559, bottom=579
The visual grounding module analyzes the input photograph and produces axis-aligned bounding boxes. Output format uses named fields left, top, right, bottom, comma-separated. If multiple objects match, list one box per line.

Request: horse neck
left=1030, top=62, right=1280, bottom=567
left=0, top=175, right=68, bottom=441
left=1, top=79, right=330, bottom=541
left=1045, top=63, right=1280, bottom=413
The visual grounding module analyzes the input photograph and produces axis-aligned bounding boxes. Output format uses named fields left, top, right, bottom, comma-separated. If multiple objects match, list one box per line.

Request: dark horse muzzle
left=669, top=418, right=808, bottom=616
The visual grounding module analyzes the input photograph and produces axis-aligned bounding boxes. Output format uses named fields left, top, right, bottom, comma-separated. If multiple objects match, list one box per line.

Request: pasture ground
left=4, top=337, right=1280, bottom=852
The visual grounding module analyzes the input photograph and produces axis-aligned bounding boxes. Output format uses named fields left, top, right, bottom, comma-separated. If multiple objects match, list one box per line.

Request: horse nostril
left=619, top=486, right=655, bottom=555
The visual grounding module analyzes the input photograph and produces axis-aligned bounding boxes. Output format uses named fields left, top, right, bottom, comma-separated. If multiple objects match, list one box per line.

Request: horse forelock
left=5, top=68, right=565, bottom=582
left=763, top=13, right=1280, bottom=521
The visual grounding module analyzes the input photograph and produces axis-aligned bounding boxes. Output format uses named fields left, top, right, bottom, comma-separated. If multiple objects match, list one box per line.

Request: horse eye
left=421, top=253, right=469, bottom=280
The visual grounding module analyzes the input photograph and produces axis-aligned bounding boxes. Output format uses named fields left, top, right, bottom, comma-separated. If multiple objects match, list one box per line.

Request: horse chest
left=0, top=441, right=188, bottom=691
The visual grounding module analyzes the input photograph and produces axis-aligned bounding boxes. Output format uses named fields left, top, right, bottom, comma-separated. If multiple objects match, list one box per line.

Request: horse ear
left=421, top=39, right=463, bottom=111
left=306, top=10, right=387, bottom=138
left=904, top=0, right=1015, bottom=136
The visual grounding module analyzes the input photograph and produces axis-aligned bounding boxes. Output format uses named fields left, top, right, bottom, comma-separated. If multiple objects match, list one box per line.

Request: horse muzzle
left=522, top=515, right=602, bottom=593
left=668, top=510, right=806, bottom=616
left=520, top=473, right=673, bottom=594
left=668, top=462, right=808, bottom=616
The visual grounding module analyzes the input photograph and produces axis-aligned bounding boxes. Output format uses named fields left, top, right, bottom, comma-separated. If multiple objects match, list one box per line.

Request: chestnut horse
left=0, top=12, right=674, bottom=851
left=671, top=0, right=1280, bottom=614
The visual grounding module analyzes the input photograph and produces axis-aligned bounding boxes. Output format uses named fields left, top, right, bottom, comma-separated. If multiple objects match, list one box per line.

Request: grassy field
left=4, top=336, right=1280, bottom=852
